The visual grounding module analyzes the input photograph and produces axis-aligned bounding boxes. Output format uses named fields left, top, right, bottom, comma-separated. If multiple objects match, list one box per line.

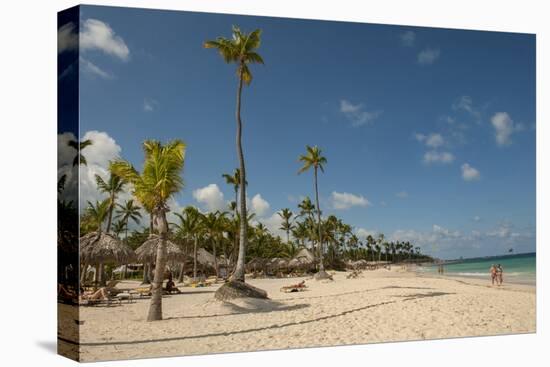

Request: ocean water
left=417, top=252, right=536, bottom=285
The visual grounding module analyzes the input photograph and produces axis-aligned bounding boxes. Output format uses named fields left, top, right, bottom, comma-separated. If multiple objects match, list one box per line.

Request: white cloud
left=415, top=132, right=445, bottom=148
left=395, top=191, right=409, bottom=199
left=250, top=194, right=270, bottom=216
left=473, top=216, right=481, bottom=222
left=452, top=95, right=481, bottom=121
left=426, top=133, right=444, bottom=148
left=461, top=163, right=480, bottom=181
left=356, top=228, right=379, bottom=240
left=417, top=48, right=440, bottom=65
left=58, top=22, right=78, bottom=53
left=80, top=19, right=130, bottom=61
left=400, top=31, right=416, bottom=47
left=80, top=57, right=113, bottom=79
left=491, top=112, right=522, bottom=146
left=331, top=191, right=370, bottom=210
left=143, top=98, right=158, bottom=112
left=340, top=100, right=382, bottom=127
left=423, top=150, right=455, bottom=164
left=193, top=184, right=225, bottom=212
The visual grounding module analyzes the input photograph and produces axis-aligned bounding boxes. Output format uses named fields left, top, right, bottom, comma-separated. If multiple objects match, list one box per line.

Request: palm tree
left=68, top=138, right=92, bottom=166
left=115, top=199, right=142, bottom=241
left=95, top=173, right=125, bottom=233
left=205, top=26, right=264, bottom=285
left=173, top=206, right=202, bottom=281
left=278, top=208, right=294, bottom=244
left=201, top=211, right=227, bottom=278
left=111, top=139, right=186, bottom=321
left=111, top=219, right=127, bottom=239
left=84, top=199, right=110, bottom=233
left=298, top=145, right=329, bottom=279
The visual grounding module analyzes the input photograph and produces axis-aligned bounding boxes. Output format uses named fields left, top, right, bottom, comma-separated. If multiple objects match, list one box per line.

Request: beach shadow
left=67, top=300, right=397, bottom=347
left=381, top=286, right=434, bottom=290
left=166, top=300, right=310, bottom=321
left=36, top=340, right=57, bottom=354
left=397, top=292, right=455, bottom=301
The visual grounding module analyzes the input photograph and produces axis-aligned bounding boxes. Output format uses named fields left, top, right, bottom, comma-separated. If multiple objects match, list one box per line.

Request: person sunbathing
left=80, top=287, right=109, bottom=301
left=281, top=280, right=307, bottom=292
left=58, top=284, right=77, bottom=300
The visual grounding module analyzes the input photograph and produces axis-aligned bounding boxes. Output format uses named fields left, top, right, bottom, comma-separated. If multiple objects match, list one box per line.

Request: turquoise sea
left=418, top=252, right=536, bottom=285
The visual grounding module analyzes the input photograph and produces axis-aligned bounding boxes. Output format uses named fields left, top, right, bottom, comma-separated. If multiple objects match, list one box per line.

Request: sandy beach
left=58, top=268, right=535, bottom=362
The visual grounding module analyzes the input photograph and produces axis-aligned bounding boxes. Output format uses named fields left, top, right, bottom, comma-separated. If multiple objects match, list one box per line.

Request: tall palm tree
left=115, top=199, right=142, bottom=241
left=111, top=139, right=186, bottom=322
left=84, top=199, right=110, bottom=233
left=278, top=208, right=294, bottom=244
left=112, top=219, right=127, bottom=239
left=298, top=145, right=328, bottom=279
left=205, top=26, right=264, bottom=284
left=95, top=173, right=125, bottom=233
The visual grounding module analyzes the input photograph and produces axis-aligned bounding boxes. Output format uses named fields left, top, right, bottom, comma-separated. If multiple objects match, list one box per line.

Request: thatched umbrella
left=135, top=235, right=185, bottom=264
left=246, top=257, right=267, bottom=273
left=293, top=248, right=315, bottom=271
left=79, top=232, right=136, bottom=284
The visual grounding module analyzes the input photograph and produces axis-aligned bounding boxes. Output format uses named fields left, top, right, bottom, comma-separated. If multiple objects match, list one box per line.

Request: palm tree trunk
left=193, top=236, right=198, bottom=281
left=142, top=263, right=150, bottom=284
left=80, top=262, right=88, bottom=283
left=106, top=192, right=115, bottom=233
left=314, top=167, right=324, bottom=272
left=231, top=67, right=248, bottom=283
left=178, top=261, right=185, bottom=283
left=147, top=211, right=168, bottom=322
left=213, top=238, right=219, bottom=278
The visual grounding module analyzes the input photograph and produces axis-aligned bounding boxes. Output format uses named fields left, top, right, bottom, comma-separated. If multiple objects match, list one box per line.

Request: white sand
left=59, top=269, right=536, bottom=362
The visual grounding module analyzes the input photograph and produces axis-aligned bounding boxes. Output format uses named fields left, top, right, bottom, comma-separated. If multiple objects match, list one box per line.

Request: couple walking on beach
left=490, top=264, right=504, bottom=286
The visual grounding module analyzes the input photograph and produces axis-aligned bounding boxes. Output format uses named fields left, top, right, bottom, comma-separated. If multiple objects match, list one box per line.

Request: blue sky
left=62, top=5, right=536, bottom=259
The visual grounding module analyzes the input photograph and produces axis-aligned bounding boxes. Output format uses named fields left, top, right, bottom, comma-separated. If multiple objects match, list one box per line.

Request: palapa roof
left=135, top=234, right=185, bottom=263
left=80, top=232, right=136, bottom=265
left=294, top=248, right=315, bottom=264
left=196, top=247, right=216, bottom=266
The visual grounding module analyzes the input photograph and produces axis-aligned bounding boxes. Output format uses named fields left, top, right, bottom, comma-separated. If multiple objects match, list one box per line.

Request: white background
left=0, top=0, right=547, bottom=366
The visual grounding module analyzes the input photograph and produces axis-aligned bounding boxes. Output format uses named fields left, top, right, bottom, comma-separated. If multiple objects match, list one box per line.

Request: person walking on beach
left=490, top=264, right=497, bottom=285
left=496, top=264, right=504, bottom=285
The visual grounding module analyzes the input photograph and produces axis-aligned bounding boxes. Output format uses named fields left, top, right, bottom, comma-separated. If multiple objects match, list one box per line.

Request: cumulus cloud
left=461, top=163, right=480, bottom=181
left=340, top=100, right=382, bottom=127
left=331, top=191, right=370, bottom=210
left=390, top=223, right=533, bottom=258
left=193, top=184, right=226, bottom=212
left=356, top=228, right=379, bottom=240
left=415, top=133, right=445, bottom=148
left=423, top=150, right=455, bottom=164
left=80, top=19, right=130, bottom=61
left=58, top=22, right=78, bottom=53
left=491, top=112, right=522, bottom=146
left=250, top=194, right=270, bottom=216
left=417, top=48, right=440, bottom=65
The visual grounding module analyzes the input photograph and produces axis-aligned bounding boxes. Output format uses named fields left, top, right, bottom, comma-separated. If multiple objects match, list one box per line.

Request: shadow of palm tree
left=396, top=292, right=455, bottom=301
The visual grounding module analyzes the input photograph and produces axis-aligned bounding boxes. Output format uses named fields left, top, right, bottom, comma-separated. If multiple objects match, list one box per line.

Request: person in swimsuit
left=490, top=264, right=497, bottom=285
left=496, top=264, right=503, bottom=285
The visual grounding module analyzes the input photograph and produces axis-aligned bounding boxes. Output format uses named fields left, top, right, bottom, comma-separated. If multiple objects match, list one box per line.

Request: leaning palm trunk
left=147, top=209, right=168, bottom=322
left=177, top=262, right=185, bottom=283
left=231, top=67, right=248, bottom=282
